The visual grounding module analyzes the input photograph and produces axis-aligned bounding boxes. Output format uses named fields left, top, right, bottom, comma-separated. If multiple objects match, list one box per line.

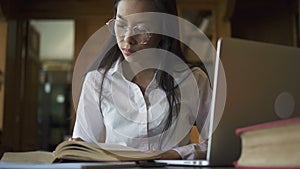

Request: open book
left=1, top=141, right=161, bottom=163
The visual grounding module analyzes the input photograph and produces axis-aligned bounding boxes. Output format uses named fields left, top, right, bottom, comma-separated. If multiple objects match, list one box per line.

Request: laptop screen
left=208, top=38, right=300, bottom=166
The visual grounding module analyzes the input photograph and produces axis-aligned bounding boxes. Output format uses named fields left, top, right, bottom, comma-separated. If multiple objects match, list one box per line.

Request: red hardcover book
left=235, top=117, right=300, bottom=169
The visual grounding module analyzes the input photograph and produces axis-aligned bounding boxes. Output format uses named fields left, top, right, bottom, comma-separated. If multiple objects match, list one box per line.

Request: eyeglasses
left=106, top=19, right=152, bottom=45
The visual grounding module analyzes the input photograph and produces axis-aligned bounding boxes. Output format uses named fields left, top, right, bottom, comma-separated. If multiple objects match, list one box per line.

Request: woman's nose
left=123, top=29, right=137, bottom=45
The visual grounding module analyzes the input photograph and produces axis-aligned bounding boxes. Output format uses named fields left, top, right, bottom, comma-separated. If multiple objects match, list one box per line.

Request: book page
left=54, top=141, right=161, bottom=161
left=1, top=151, right=56, bottom=163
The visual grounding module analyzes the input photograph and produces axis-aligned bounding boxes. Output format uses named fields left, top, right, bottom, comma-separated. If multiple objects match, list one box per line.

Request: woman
left=71, top=0, right=212, bottom=160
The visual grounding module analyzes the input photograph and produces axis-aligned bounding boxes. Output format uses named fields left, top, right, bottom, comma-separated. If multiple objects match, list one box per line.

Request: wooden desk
left=0, top=162, right=235, bottom=169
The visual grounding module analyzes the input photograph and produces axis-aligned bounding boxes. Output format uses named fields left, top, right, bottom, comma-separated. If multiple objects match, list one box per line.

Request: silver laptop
left=157, top=38, right=300, bottom=166
left=208, top=38, right=300, bottom=166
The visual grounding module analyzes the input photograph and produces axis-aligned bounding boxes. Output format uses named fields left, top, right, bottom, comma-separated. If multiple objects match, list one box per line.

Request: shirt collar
left=108, top=57, right=123, bottom=76
left=107, top=57, right=194, bottom=87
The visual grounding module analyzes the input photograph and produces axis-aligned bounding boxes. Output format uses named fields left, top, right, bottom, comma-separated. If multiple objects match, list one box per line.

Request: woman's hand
left=159, top=150, right=181, bottom=160
left=68, top=137, right=84, bottom=141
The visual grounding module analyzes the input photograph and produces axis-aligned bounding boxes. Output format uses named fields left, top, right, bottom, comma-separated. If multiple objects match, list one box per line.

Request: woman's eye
left=133, top=25, right=149, bottom=34
left=116, top=23, right=126, bottom=29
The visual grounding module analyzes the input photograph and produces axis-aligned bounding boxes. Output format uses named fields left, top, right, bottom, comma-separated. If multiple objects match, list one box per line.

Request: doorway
left=30, top=20, right=74, bottom=151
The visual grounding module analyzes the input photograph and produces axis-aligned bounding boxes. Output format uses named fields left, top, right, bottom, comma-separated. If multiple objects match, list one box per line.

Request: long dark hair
left=98, top=0, right=191, bottom=148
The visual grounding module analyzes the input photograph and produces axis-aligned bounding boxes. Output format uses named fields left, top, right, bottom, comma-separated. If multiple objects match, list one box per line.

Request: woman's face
left=115, top=0, right=162, bottom=62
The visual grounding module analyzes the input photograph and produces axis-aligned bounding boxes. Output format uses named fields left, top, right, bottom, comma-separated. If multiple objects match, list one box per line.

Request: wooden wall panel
left=1, top=21, right=23, bottom=154
left=0, top=21, right=7, bottom=130
left=232, top=0, right=298, bottom=46
left=1, top=0, right=113, bottom=19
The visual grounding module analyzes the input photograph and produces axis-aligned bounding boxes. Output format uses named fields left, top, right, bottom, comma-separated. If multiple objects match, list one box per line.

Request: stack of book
left=235, top=117, right=300, bottom=168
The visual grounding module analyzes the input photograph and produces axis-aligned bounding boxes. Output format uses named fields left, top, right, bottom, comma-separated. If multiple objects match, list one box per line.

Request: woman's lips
left=122, top=49, right=135, bottom=56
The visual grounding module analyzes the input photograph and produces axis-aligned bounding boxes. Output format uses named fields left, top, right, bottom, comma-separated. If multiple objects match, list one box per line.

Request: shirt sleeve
left=172, top=140, right=208, bottom=160
left=72, top=71, right=106, bottom=143
left=193, top=67, right=212, bottom=140
left=173, top=67, right=212, bottom=160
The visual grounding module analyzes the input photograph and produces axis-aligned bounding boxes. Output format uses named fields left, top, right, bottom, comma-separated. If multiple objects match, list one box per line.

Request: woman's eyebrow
left=117, top=14, right=152, bottom=25
left=117, top=14, right=127, bottom=21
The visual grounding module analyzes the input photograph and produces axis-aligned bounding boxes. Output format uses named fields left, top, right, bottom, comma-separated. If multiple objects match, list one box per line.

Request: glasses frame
left=106, top=19, right=152, bottom=45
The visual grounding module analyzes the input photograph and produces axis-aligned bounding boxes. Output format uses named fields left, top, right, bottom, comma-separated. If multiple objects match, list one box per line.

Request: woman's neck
left=122, top=61, right=156, bottom=93
left=132, top=69, right=155, bottom=94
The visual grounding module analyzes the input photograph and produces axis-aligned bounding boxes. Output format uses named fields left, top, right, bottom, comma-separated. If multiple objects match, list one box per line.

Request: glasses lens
left=107, top=19, right=152, bottom=45
left=114, top=20, right=127, bottom=37
left=136, top=33, right=151, bottom=45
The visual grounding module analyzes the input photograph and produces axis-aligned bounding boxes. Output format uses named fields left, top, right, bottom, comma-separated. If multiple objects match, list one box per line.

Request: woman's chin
left=123, top=53, right=141, bottom=64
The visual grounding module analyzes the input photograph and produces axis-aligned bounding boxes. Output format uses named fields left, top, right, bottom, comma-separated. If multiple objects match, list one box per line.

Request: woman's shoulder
left=190, top=66, right=209, bottom=80
left=190, top=66, right=212, bottom=91
left=84, top=69, right=106, bottom=83
left=85, top=69, right=101, bottom=77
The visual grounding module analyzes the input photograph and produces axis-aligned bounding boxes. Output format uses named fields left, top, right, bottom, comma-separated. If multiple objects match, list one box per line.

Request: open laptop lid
left=207, top=38, right=300, bottom=166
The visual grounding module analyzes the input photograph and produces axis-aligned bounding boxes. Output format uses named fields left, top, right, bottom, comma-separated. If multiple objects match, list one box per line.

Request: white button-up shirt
left=73, top=59, right=212, bottom=159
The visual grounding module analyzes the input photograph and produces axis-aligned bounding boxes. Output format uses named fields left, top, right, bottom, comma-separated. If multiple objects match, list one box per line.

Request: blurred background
left=0, top=0, right=299, bottom=157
